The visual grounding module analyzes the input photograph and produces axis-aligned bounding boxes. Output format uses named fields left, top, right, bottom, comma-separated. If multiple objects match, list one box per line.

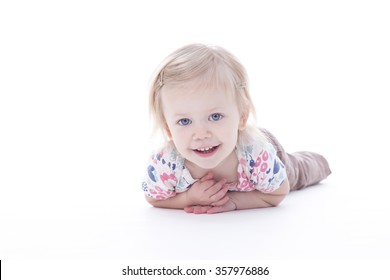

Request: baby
left=142, top=44, right=331, bottom=214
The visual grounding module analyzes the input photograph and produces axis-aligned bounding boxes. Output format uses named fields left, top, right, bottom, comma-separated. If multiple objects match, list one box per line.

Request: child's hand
left=184, top=199, right=237, bottom=214
left=185, top=172, right=229, bottom=207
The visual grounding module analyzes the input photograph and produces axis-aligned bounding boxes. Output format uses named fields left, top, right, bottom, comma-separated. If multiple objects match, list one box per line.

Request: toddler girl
left=142, top=44, right=331, bottom=214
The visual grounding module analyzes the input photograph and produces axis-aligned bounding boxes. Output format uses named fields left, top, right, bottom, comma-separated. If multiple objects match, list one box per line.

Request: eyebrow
left=173, top=107, right=224, bottom=117
left=207, top=107, right=224, bottom=112
left=173, top=113, right=188, bottom=118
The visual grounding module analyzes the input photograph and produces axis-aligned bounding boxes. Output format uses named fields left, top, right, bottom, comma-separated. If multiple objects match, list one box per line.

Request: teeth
left=197, top=147, right=213, bottom=152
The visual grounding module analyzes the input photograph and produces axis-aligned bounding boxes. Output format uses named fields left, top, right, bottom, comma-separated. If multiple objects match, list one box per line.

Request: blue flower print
left=273, top=159, right=280, bottom=174
left=147, top=165, right=157, bottom=182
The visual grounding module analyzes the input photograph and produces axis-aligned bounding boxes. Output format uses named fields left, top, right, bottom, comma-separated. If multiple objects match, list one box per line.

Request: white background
left=1, top=0, right=390, bottom=278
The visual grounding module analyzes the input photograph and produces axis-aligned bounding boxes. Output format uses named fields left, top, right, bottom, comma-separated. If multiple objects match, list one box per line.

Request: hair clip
left=237, top=82, right=246, bottom=89
left=158, top=70, right=164, bottom=87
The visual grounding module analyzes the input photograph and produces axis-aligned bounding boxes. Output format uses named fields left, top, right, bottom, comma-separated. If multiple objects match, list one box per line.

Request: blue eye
left=209, top=113, right=223, bottom=121
left=178, top=118, right=191, bottom=126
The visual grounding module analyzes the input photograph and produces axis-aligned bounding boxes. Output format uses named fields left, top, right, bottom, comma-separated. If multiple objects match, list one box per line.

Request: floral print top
left=142, top=140, right=286, bottom=200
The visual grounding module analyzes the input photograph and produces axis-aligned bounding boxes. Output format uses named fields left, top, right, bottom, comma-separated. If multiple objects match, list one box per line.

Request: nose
left=192, top=124, right=211, bottom=140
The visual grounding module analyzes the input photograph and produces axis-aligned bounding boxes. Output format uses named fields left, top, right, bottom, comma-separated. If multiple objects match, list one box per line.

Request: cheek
left=170, top=129, right=189, bottom=146
left=222, top=120, right=240, bottom=135
left=218, top=127, right=238, bottom=145
left=166, top=122, right=180, bottom=138
left=226, top=125, right=240, bottom=144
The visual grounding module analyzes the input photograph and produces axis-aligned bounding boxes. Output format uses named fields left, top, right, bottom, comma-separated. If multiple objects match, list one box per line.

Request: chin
left=192, top=159, right=221, bottom=170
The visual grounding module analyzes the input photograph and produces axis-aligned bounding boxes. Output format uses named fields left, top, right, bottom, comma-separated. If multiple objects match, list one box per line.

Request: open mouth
left=193, top=145, right=219, bottom=155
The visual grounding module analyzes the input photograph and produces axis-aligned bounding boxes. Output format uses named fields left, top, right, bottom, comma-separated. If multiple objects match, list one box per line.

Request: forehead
left=160, top=82, right=235, bottom=114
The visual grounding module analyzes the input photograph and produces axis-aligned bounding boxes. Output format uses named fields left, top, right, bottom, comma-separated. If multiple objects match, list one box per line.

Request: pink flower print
left=237, top=177, right=255, bottom=191
left=254, top=155, right=261, bottom=167
left=241, top=179, right=249, bottom=190
left=262, top=150, right=269, bottom=161
left=160, top=173, right=177, bottom=190
left=150, top=186, right=174, bottom=200
left=240, top=170, right=247, bottom=179
left=236, top=179, right=246, bottom=191
left=260, top=162, right=268, bottom=172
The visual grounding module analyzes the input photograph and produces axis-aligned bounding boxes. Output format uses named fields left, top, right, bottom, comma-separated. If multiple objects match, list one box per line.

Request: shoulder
left=237, top=126, right=274, bottom=162
left=238, top=140, right=276, bottom=168
left=142, top=142, right=195, bottom=200
left=141, top=142, right=182, bottom=199
left=150, top=141, right=182, bottom=166
left=236, top=129, right=287, bottom=193
left=146, top=141, right=183, bottom=182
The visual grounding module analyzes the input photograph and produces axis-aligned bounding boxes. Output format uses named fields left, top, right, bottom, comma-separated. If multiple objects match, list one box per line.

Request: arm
left=145, top=192, right=189, bottom=209
left=186, top=178, right=290, bottom=214
left=228, top=178, right=290, bottom=209
left=145, top=172, right=230, bottom=209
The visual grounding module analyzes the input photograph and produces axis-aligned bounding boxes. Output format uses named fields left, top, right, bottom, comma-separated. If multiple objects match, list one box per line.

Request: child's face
left=161, top=84, right=245, bottom=170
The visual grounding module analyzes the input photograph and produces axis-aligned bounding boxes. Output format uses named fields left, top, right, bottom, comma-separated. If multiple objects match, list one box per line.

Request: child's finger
left=200, top=172, right=214, bottom=182
left=209, top=184, right=229, bottom=203
left=193, top=206, right=212, bottom=214
left=184, top=206, right=194, bottom=213
left=207, top=200, right=236, bottom=214
left=199, top=179, right=216, bottom=190
left=206, top=205, right=225, bottom=214
left=210, top=195, right=230, bottom=207
left=206, top=178, right=227, bottom=193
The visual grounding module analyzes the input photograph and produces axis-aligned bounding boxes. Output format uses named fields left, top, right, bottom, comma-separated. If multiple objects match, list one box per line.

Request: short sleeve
left=141, top=143, right=196, bottom=200
left=237, top=142, right=287, bottom=193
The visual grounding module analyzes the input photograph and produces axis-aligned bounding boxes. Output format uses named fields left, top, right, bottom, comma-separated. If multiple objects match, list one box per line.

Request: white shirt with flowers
left=142, top=140, right=287, bottom=200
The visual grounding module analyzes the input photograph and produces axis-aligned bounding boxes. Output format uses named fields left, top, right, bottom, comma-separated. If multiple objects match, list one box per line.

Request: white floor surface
left=1, top=151, right=389, bottom=260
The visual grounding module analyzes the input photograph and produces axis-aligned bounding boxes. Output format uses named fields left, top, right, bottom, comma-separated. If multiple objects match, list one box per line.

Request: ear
left=239, top=113, right=248, bottom=131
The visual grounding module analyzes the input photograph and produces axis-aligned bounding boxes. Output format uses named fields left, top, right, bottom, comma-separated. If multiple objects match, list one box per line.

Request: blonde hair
left=149, top=43, right=264, bottom=144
